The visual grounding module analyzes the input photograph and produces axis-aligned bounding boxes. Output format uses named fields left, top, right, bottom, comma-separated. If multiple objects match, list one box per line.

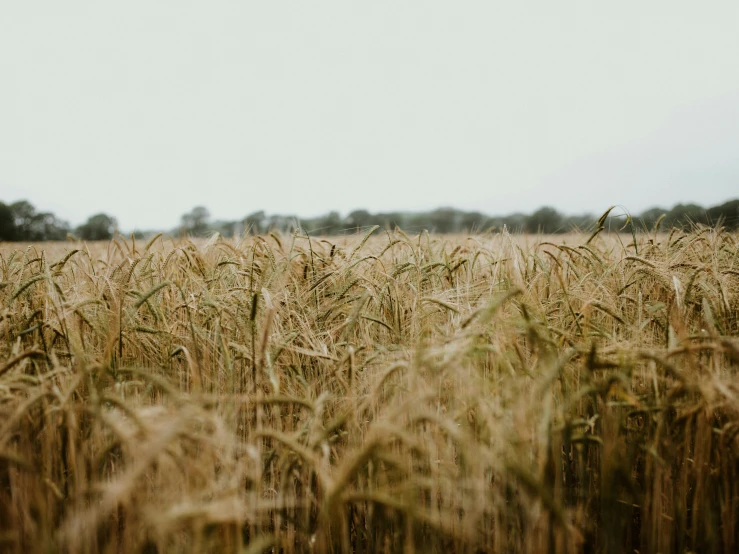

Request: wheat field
left=1, top=225, right=738, bottom=553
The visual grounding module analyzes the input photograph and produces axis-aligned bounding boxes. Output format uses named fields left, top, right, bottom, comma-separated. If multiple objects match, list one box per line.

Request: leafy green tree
left=706, top=199, right=739, bottom=230
left=7, top=200, right=69, bottom=240
left=346, top=209, right=372, bottom=232
left=212, top=220, right=238, bottom=237
left=562, top=213, right=596, bottom=232
left=308, top=211, right=342, bottom=235
left=459, top=211, right=487, bottom=232
left=497, top=213, right=525, bottom=232
left=0, top=202, right=17, bottom=241
left=666, top=203, right=706, bottom=229
left=10, top=200, right=37, bottom=240
left=77, top=213, right=117, bottom=241
left=428, top=208, right=459, bottom=233
left=637, top=207, right=667, bottom=231
left=244, top=211, right=266, bottom=235
left=181, top=206, right=211, bottom=236
left=31, top=212, right=69, bottom=241
left=376, top=212, right=406, bottom=231
left=525, top=207, right=563, bottom=234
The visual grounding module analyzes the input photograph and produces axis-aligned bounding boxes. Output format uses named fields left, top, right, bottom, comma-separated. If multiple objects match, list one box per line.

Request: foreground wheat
left=1, top=226, right=738, bottom=553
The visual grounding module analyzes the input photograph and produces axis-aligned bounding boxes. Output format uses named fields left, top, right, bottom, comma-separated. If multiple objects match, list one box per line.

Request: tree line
left=0, top=200, right=117, bottom=241
left=181, top=199, right=739, bottom=237
left=1, top=198, right=738, bottom=241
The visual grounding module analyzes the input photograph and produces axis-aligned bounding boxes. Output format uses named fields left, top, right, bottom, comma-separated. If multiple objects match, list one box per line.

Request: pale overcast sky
left=1, top=1, right=738, bottom=230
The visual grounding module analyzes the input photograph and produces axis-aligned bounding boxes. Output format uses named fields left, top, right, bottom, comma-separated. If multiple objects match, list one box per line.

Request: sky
left=1, top=1, right=738, bottom=231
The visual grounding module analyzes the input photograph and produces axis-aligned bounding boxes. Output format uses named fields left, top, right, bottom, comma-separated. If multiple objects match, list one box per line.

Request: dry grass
left=1, top=226, right=738, bottom=553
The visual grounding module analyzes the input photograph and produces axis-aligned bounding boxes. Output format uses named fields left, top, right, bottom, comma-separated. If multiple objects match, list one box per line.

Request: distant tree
left=346, top=210, right=372, bottom=232
left=77, top=213, right=117, bottom=241
left=244, top=211, right=266, bottom=235
left=637, top=207, right=667, bottom=231
left=525, top=207, right=563, bottom=234
left=0, top=202, right=17, bottom=240
left=266, top=214, right=297, bottom=234
left=377, top=212, right=406, bottom=231
left=30, top=212, right=69, bottom=241
left=181, top=206, right=211, bottom=236
left=212, top=220, right=238, bottom=237
left=10, top=200, right=37, bottom=240
left=706, top=199, right=739, bottom=230
left=499, top=213, right=527, bottom=232
left=562, top=213, right=596, bottom=232
left=665, top=203, right=706, bottom=229
left=311, top=211, right=342, bottom=235
left=459, top=211, right=487, bottom=232
left=428, top=208, right=459, bottom=234
left=7, top=200, right=69, bottom=240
